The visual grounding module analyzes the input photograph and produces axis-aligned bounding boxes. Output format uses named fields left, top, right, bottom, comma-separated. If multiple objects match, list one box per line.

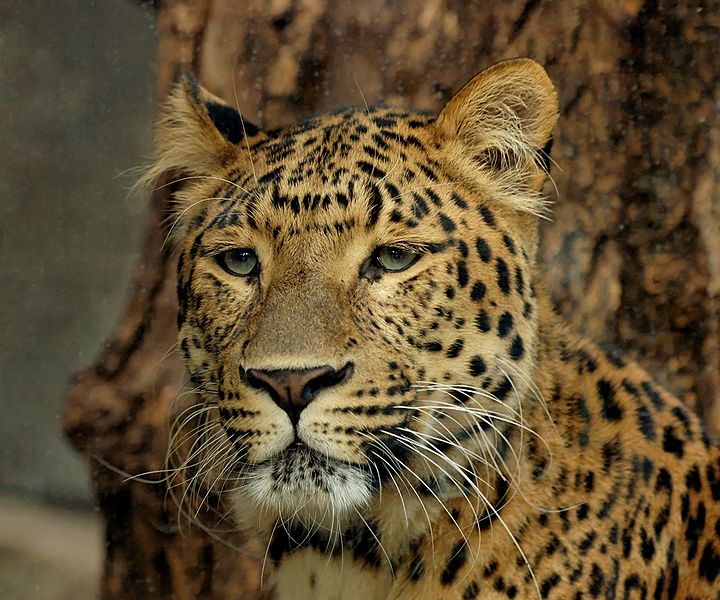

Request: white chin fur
left=232, top=445, right=372, bottom=528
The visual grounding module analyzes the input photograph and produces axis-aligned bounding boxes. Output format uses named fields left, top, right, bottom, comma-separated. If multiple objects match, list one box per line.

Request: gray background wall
left=0, top=0, right=157, bottom=505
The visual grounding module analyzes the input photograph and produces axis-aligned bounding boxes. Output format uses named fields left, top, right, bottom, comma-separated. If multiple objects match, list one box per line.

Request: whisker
left=353, top=507, right=395, bottom=579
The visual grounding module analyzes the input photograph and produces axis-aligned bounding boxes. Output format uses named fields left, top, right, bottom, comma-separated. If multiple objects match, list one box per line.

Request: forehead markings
left=191, top=110, right=451, bottom=252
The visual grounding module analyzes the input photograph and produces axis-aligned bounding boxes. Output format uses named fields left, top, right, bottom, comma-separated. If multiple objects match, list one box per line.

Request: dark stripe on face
left=357, top=160, right=387, bottom=179
left=439, top=213, right=456, bottom=232
left=479, top=206, right=495, bottom=227
left=476, top=237, right=491, bottom=262
left=367, top=185, right=383, bottom=227
left=412, top=193, right=430, bottom=218
left=496, top=258, right=510, bottom=294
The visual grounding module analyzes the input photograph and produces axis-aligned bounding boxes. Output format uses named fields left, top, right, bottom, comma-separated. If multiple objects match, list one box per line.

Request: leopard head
left=147, top=59, right=558, bottom=532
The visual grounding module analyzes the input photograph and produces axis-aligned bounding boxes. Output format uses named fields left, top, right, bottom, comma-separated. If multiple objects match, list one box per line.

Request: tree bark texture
left=65, top=1, right=720, bottom=598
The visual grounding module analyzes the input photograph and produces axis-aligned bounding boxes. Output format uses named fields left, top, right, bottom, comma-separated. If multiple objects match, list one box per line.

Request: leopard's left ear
left=435, top=58, right=558, bottom=214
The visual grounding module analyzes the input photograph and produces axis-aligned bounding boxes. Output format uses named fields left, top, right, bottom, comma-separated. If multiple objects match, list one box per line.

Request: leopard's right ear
left=140, top=76, right=262, bottom=189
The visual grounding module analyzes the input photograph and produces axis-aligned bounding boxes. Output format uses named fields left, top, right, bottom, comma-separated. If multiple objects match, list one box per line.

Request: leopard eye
left=216, top=249, right=259, bottom=277
left=374, top=246, right=420, bottom=273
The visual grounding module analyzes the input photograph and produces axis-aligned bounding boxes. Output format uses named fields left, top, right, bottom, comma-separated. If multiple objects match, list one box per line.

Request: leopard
left=144, top=58, right=720, bottom=599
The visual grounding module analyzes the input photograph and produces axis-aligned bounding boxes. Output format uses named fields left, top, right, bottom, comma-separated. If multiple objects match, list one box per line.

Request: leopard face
left=150, top=60, right=557, bottom=531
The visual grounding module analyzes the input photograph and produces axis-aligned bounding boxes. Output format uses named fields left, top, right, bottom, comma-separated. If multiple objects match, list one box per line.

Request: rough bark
left=65, top=0, right=720, bottom=597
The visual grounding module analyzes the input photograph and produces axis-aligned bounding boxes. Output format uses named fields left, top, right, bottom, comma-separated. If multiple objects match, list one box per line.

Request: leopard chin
left=235, top=442, right=373, bottom=528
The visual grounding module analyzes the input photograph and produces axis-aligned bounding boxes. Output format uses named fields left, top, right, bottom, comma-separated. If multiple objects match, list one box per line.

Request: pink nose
left=242, top=363, right=353, bottom=424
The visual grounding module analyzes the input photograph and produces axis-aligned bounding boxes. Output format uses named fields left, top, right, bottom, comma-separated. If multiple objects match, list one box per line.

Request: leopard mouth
left=239, top=441, right=373, bottom=524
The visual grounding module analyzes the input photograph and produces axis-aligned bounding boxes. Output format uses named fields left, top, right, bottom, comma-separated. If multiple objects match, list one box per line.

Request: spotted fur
left=147, top=59, right=720, bottom=599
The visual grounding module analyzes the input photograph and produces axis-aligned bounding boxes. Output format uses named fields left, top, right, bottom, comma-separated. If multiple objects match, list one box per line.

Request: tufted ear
left=141, top=76, right=261, bottom=190
left=435, top=58, right=558, bottom=215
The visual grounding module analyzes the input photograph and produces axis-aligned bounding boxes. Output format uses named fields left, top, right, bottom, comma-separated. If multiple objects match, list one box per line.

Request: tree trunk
left=65, top=1, right=720, bottom=597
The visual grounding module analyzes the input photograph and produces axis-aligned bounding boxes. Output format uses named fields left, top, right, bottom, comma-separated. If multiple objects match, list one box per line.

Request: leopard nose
left=242, top=363, right=354, bottom=425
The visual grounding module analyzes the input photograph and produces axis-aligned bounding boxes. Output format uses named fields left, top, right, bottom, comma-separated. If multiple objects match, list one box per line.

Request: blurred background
left=0, top=0, right=156, bottom=597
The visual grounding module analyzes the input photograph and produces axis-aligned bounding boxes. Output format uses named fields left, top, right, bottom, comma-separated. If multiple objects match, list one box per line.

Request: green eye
left=374, top=246, right=420, bottom=273
left=216, top=249, right=259, bottom=277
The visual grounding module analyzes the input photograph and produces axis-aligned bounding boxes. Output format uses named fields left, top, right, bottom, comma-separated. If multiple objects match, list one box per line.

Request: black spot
left=668, top=561, right=679, bottom=597
left=588, top=564, right=604, bottom=596
left=439, top=213, right=456, bottom=232
left=502, top=233, right=516, bottom=255
left=367, top=184, right=383, bottom=226
left=492, top=377, right=513, bottom=400
left=475, top=237, right=492, bottom=262
left=700, top=542, right=720, bottom=582
left=424, top=341, right=443, bottom=353
left=637, top=404, right=655, bottom=440
left=462, top=581, right=479, bottom=599
left=685, top=465, right=701, bottom=491
left=469, top=356, right=487, bottom=377
left=440, top=541, right=467, bottom=585
left=671, top=405, right=692, bottom=438
left=408, top=554, right=424, bottom=581
left=412, top=193, right=430, bottom=218
left=350, top=520, right=383, bottom=567
left=585, top=471, right=595, bottom=492
left=257, top=165, right=284, bottom=186
left=623, top=574, right=643, bottom=597
left=425, top=188, right=442, bottom=206
left=475, top=310, right=491, bottom=332
left=683, top=496, right=705, bottom=561
left=707, top=465, right=720, bottom=500
left=653, top=572, right=665, bottom=599
left=540, top=573, right=560, bottom=596
left=598, top=379, right=623, bottom=421
left=457, top=261, right=469, bottom=288
left=384, top=182, right=400, bottom=201
left=372, top=116, right=396, bottom=128
left=662, top=426, right=684, bottom=458
left=418, top=164, right=438, bottom=182
left=655, top=468, right=673, bottom=493
left=470, top=281, right=486, bottom=301
left=479, top=206, right=495, bottom=227
left=640, top=528, right=656, bottom=561
left=515, top=267, right=525, bottom=295
left=452, top=193, right=468, bottom=209
left=641, top=381, right=665, bottom=410
left=446, top=339, right=464, bottom=358
left=497, top=312, right=513, bottom=338
left=546, top=534, right=561, bottom=555
left=621, top=525, right=633, bottom=558
left=496, top=258, right=510, bottom=294
left=445, top=286, right=455, bottom=299
left=509, top=335, right=524, bottom=360
left=601, top=438, right=622, bottom=472
left=357, top=160, right=386, bottom=179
